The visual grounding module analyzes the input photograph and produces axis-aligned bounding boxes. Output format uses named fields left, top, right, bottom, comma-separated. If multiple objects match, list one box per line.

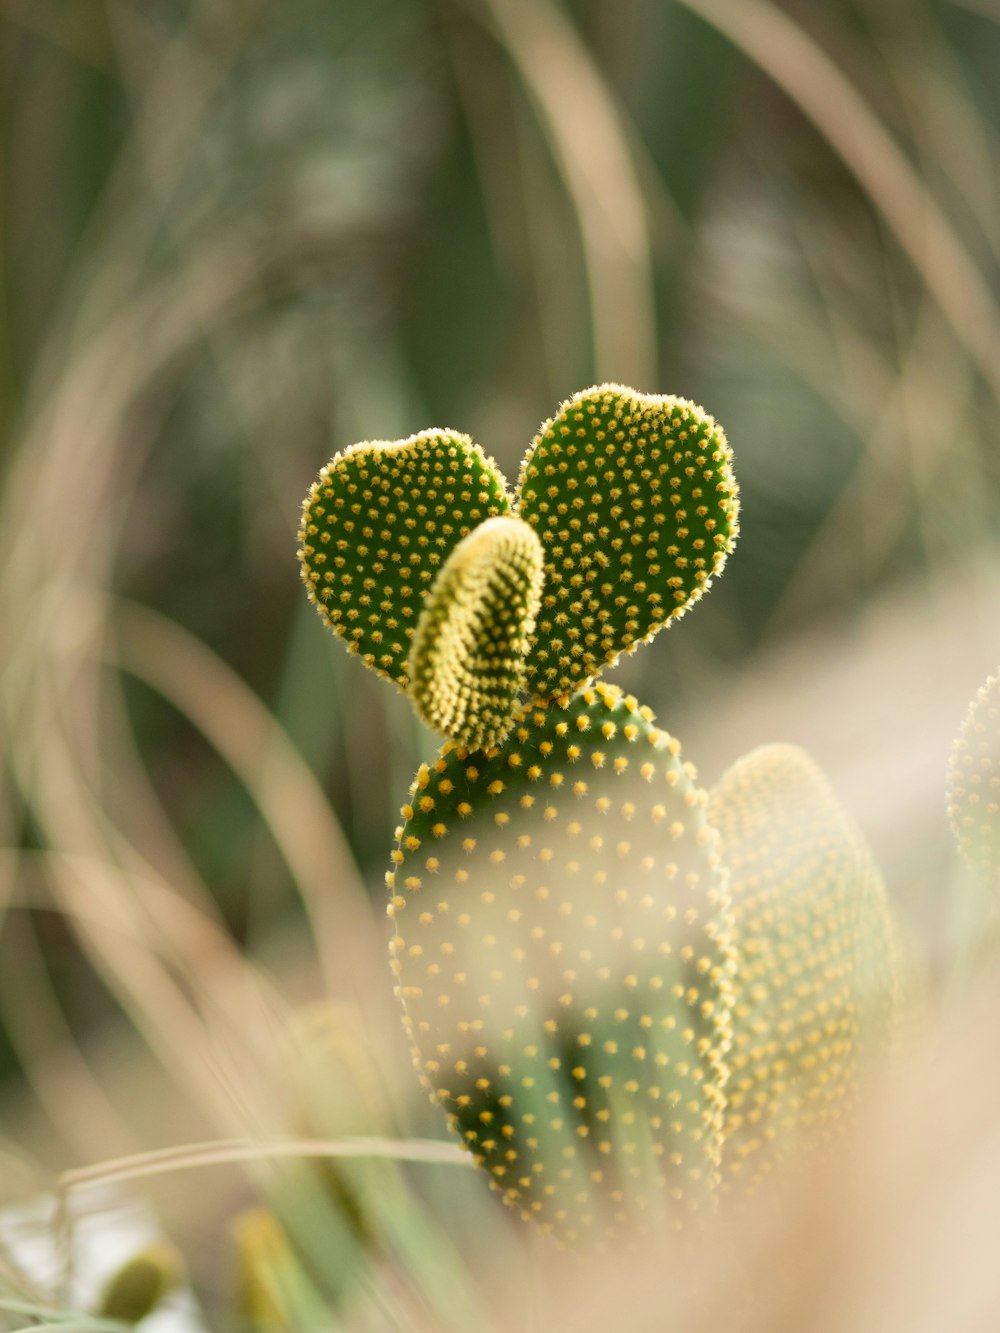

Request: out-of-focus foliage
left=97, top=1242, right=183, bottom=1323
left=1, top=0, right=1000, bottom=1328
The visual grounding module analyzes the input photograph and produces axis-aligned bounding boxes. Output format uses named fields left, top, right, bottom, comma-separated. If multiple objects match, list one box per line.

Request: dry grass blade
left=946, top=0, right=1000, bottom=19
left=36, top=851, right=259, bottom=1136
left=768, top=296, right=974, bottom=629
left=0, top=1298, right=129, bottom=1333
left=0, top=0, right=112, bottom=68
left=5, top=847, right=288, bottom=1053
left=677, top=0, right=1000, bottom=404
left=478, top=0, right=657, bottom=386
left=111, top=602, right=383, bottom=1007
left=59, top=1135, right=470, bottom=1195
left=4, top=1322, right=128, bottom=1333
left=877, top=3, right=1000, bottom=261
left=0, top=882, right=138, bottom=1162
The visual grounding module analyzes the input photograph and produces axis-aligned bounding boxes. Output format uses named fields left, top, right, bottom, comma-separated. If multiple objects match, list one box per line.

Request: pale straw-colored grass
left=678, top=0, right=1000, bottom=403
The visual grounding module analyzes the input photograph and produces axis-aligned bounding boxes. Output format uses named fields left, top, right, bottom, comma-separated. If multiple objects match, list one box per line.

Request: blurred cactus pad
left=298, top=385, right=900, bottom=1244
left=948, top=669, right=1000, bottom=883
left=709, top=744, right=900, bottom=1189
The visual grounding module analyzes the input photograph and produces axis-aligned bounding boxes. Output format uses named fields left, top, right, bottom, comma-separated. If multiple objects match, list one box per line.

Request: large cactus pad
left=387, top=684, right=735, bottom=1244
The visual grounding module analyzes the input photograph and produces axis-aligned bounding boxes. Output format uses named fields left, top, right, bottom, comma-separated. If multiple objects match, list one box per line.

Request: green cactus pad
left=408, top=516, right=545, bottom=751
left=386, top=683, right=735, bottom=1245
left=298, top=430, right=511, bottom=690
left=516, top=385, right=739, bottom=699
left=709, top=744, right=899, bottom=1189
left=947, top=670, right=1000, bottom=882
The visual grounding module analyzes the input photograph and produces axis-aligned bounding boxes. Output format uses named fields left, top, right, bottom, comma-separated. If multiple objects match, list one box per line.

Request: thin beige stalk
left=479, top=0, right=658, bottom=387
left=111, top=602, right=381, bottom=1007
left=677, top=0, right=1000, bottom=403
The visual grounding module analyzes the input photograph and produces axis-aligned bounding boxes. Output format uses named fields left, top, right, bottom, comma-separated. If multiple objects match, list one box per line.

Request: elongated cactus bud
left=408, top=516, right=545, bottom=750
left=386, top=683, right=735, bottom=1245
left=709, top=745, right=899, bottom=1189
left=516, top=385, right=739, bottom=699
left=299, top=431, right=511, bottom=689
left=233, top=1209, right=320, bottom=1332
left=280, top=1001, right=395, bottom=1248
left=947, top=670, right=1000, bottom=882
left=97, top=1243, right=183, bottom=1324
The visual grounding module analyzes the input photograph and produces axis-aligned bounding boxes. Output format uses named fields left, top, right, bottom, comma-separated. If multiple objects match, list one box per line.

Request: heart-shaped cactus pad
left=516, top=385, right=739, bottom=699
left=298, top=430, right=511, bottom=689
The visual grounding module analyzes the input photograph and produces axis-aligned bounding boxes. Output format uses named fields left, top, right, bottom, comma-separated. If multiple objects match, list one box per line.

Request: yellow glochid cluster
left=386, top=683, right=736, bottom=1246
left=947, top=670, right=1000, bottom=883
left=408, top=516, right=545, bottom=751
left=708, top=745, right=899, bottom=1189
left=298, top=429, right=510, bottom=691
left=516, top=385, right=740, bottom=699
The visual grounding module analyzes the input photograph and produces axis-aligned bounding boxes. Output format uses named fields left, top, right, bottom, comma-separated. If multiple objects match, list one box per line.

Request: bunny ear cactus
left=298, top=386, right=738, bottom=732
left=299, top=384, right=899, bottom=1244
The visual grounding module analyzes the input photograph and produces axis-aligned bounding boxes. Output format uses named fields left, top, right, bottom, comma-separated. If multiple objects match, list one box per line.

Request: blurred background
left=2, top=0, right=1000, bottom=1327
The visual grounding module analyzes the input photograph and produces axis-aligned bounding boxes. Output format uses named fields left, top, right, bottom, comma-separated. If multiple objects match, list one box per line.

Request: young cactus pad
left=709, top=745, right=899, bottom=1187
left=298, top=430, right=510, bottom=690
left=408, top=516, right=545, bottom=751
left=516, top=385, right=739, bottom=699
left=387, top=683, right=736, bottom=1244
left=947, top=669, right=1000, bottom=882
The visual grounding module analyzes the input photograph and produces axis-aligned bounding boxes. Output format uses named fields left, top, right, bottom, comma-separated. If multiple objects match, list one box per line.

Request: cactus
left=408, top=516, right=545, bottom=750
left=298, top=386, right=738, bottom=728
left=709, top=745, right=899, bottom=1188
left=387, top=683, right=735, bottom=1241
left=298, top=385, right=899, bottom=1244
left=947, top=670, right=1000, bottom=882
left=299, top=430, right=510, bottom=690
left=516, top=386, right=738, bottom=698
